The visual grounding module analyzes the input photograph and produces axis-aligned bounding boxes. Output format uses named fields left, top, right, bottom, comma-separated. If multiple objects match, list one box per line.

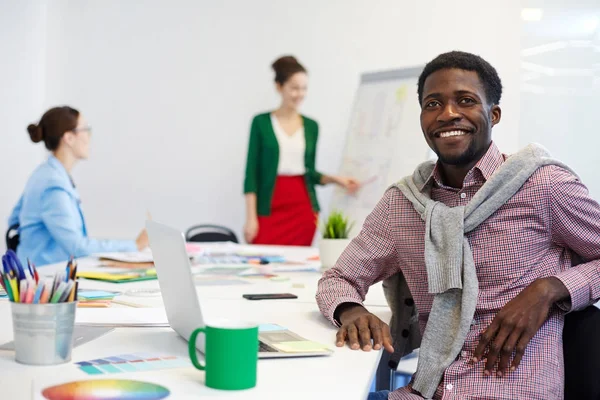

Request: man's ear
left=491, top=105, right=502, bottom=126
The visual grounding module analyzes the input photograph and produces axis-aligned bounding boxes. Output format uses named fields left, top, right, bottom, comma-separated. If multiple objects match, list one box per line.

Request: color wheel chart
left=75, top=352, right=190, bottom=375
left=41, top=379, right=170, bottom=400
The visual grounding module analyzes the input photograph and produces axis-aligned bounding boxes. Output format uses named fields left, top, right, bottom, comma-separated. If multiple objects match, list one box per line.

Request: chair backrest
left=563, top=305, right=600, bottom=400
left=5, top=224, right=19, bottom=252
left=185, top=224, right=239, bottom=243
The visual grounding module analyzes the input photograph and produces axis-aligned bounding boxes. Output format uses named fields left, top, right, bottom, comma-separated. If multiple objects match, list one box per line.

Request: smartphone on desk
left=242, top=293, right=298, bottom=300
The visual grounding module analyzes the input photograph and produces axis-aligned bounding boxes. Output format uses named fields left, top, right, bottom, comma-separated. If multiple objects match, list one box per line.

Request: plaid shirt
left=317, top=142, right=600, bottom=399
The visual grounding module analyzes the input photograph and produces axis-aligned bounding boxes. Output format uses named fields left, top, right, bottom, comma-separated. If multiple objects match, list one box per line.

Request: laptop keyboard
left=259, top=341, right=278, bottom=352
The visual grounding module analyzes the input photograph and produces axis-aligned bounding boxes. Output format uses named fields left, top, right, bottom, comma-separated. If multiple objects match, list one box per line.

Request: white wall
left=0, top=0, right=48, bottom=251
left=39, top=0, right=521, bottom=242
left=519, top=0, right=600, bottom=200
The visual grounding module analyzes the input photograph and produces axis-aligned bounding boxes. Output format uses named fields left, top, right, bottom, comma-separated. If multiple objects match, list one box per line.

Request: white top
left=271, top=114, right=306, bottom=175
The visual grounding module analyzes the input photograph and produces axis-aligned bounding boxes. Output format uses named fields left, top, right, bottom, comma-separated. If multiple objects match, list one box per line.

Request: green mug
left=188, top=322, right=259, bottom=390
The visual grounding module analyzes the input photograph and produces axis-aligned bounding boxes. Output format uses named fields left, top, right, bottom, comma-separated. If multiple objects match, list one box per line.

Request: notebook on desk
left=77, top=270, right=157, bottom=283
left=146, top=220, right=333, bottom=359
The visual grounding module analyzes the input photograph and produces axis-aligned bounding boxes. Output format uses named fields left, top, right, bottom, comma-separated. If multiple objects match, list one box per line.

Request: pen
left=32, top=281, right=45, bottom=304
left=9, top=278, right=19, bottom=303
left=58, top=280, right=74, bottom=303
left=65, top=258, right=72, bottom=283
left=50, top=282, right=67, bottom=304
left=40, top=280, right=53, bottom=303
left=3, top=276, right=14, bottom=302
left=70, top=265, right=78, bottom=281
left=2, top=257, right=14, bottom=279
left=67, top=281, right=76, bottom=302
left=27, top=259, right=39, bottom=284
left=52, top=272, right=62, bottom=295
left=20, top=280, right=28, bottom=303
left=25, top=279, right=35, bottom=303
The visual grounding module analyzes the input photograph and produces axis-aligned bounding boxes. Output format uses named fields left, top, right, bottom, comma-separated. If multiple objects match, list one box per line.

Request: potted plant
left=318, top=210, right=354, bottom=270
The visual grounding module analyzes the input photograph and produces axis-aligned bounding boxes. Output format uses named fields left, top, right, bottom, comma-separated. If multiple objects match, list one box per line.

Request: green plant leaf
left=321, top=210, right=354, bottom=239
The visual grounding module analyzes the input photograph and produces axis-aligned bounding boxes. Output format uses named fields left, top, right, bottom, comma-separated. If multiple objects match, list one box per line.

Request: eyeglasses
left=74, top=125, right=92, bottom=134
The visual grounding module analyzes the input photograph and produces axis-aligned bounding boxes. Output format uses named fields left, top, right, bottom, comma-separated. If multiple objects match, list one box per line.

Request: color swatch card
left=75, top=352, right=191, bottom=375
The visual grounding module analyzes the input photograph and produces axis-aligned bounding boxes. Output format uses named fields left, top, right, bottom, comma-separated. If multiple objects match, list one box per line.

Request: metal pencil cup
left=10, top=301, right=77, bottom=365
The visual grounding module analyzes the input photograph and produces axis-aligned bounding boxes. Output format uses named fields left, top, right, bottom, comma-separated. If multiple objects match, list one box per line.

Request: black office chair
left=5, top=224, right=19, bottom=252
left=185, top=224, right=239, bottom=243
left=564, top=305, right=600, bottom=400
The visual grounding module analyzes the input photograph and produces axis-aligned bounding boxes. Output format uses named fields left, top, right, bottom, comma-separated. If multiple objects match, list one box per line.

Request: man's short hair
left=417, top=51, right=503, bottom=106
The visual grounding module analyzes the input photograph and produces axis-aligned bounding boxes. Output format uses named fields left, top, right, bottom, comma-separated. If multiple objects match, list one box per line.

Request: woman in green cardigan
left=243, top=56, right=358, bottom=245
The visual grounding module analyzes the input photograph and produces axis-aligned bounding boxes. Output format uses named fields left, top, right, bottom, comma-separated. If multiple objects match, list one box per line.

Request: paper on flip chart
left=75, top=307, right=169, bottom=327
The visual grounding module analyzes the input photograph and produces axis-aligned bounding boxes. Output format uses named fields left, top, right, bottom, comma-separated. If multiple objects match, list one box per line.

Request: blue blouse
left=8, top=156, right=136, bottom=266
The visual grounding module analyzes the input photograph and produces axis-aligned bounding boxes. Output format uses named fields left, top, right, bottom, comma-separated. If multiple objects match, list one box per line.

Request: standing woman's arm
left=243, top=117, right=261, bottom=243
left=307, top=121, right=359, bottom=192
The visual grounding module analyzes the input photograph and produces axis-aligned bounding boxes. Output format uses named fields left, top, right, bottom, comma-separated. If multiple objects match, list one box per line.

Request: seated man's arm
left=549, top=167, right=600, bottom=310
left=474, top=166, right=600, bottom=378
left=316, top=188, right=402, bottom=352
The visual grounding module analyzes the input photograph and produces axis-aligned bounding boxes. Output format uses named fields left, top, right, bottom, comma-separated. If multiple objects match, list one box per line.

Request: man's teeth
left=439, top=130, right=467, bottom=138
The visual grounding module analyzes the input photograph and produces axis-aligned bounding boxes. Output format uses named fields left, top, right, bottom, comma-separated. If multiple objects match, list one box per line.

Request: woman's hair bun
left=27, top=124, right=43, bottom=143
left=271, top=55, right=306, bottom=85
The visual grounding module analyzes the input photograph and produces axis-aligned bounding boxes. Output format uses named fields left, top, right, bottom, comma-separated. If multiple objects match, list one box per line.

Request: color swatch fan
left=41, top=379, right=170, bottom=400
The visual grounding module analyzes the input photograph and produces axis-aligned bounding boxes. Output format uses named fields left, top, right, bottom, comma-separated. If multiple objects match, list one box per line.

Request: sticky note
left=272, top=341, right=330, bottom=353
left=78, top=290, right=118, bottom=299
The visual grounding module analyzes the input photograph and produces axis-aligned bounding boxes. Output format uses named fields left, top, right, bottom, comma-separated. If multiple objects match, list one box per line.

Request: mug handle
left=188, top=327, right=206, bottom=370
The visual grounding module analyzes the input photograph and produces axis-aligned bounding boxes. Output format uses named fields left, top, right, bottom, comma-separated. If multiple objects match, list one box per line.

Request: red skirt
left=253, top=176, right=317, bottom=246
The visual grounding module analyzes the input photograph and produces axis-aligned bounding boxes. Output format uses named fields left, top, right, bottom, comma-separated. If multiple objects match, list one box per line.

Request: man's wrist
left=334, top=303, right=367, bottom=325
left=539, top=276, right=570, bottom=304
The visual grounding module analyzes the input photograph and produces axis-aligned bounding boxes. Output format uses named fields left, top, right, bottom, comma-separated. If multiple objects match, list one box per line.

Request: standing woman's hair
left=272, top=56, right=306, bottom=85
left=27, top=106, right=80, bottom=151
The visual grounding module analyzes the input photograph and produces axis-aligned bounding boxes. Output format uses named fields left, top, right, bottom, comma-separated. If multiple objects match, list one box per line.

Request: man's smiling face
left=420, top=68, right=501, bottom=167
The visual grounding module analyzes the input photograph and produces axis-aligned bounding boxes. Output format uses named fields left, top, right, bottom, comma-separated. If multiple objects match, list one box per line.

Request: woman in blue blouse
left=8, top=106, right=148, bottom=266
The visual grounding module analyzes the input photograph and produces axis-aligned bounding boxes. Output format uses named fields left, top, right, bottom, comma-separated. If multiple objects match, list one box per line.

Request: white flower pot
left=318, top=238, right=351, bottom=270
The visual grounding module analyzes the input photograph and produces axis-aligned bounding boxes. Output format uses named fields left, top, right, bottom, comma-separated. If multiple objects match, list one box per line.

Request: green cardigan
left=244, top=112, right=323, bottom=216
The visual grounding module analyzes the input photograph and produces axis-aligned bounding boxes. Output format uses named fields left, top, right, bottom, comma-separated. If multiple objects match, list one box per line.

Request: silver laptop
left=146, top=220, right=332, bottom=359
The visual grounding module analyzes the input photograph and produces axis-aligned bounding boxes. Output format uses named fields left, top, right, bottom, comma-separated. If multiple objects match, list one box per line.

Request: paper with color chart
left=75, top=352, right=191, bottom=375
left=75, top=308, right=169, bottom=327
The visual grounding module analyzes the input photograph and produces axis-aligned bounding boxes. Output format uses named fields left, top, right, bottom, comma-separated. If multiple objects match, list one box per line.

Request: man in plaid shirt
left=316, top=51, right=600, bottom=399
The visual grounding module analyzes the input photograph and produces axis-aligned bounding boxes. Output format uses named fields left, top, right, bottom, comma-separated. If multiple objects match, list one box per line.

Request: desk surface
left=0, top=244, right=392, bottom=400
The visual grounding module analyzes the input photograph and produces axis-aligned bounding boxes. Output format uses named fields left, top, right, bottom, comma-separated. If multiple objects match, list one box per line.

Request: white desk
left=38, top=245, right=389, bottom=307
left=0, top=245, right=392, bottom=400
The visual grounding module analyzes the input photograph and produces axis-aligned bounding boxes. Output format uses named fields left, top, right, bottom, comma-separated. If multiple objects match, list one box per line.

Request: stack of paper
left=77, top=290, right=119, bottom=308
left=94, top=251, right=154, bottom=263
left=77, top=269, right=157, bottom=283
